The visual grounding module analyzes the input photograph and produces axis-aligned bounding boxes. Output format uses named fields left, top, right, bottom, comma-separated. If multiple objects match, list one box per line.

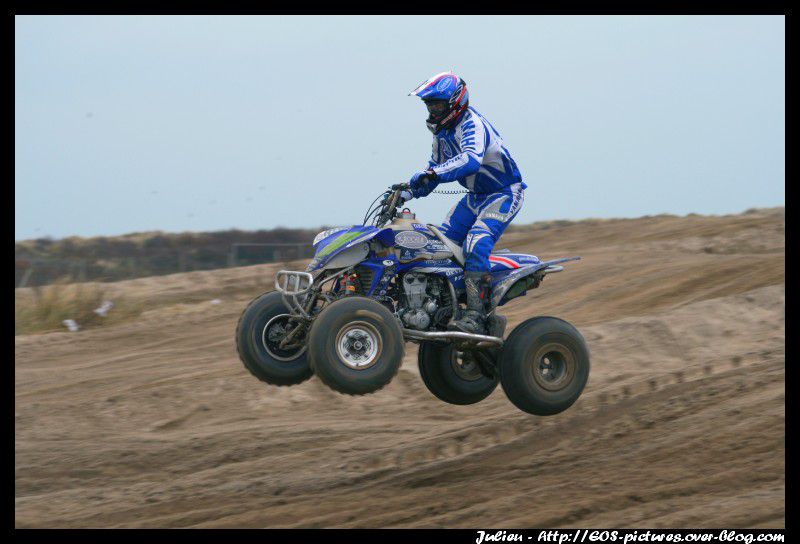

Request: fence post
left=18, top=267, right=33, bottom=288
left=70, top=260, right=79, bottom=283
left=228, top=245, right=238, bottom=268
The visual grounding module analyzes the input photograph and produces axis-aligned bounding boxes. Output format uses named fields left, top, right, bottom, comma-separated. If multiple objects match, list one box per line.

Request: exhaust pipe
left=402, top=329, right=504, bottom=347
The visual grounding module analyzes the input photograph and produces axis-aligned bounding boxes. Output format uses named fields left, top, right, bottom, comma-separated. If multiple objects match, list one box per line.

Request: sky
left=15, top=15, right=785, bottom=240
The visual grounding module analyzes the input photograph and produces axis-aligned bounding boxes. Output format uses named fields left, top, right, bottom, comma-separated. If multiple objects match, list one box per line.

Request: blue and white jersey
left=412, top=107, right=526, bottom=198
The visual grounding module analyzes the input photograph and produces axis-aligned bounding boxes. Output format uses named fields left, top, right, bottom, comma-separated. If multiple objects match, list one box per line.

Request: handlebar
left=363, top=184, right=411, bottom=227
left=376, top=189, right=401, bottom=226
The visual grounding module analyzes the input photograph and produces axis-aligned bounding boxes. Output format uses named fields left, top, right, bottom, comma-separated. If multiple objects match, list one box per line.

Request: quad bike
left=236, top=187, right=590, bottom=416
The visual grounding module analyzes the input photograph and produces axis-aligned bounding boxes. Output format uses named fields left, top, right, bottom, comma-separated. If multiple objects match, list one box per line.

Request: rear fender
left=491, top=257, right=581, bottom=309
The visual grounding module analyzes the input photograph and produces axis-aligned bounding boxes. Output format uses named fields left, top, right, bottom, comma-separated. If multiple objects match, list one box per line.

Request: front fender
left=306, top=225, right=389, bottom=272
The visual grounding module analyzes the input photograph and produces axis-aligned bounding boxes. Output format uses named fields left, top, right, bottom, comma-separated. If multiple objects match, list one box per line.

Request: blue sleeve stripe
left=432, top=153, right=482, bottom=182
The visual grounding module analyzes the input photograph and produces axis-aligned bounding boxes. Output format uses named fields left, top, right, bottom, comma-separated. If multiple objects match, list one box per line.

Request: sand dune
left=15, top=208, right=784, bottom=528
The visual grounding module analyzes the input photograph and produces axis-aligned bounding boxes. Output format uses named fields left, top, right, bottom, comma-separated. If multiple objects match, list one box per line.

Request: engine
left=397, top=272, right=449, bottom=330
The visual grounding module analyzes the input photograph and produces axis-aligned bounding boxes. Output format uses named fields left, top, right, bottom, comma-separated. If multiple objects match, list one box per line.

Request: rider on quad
left=398, top=71, right=526, bottom=335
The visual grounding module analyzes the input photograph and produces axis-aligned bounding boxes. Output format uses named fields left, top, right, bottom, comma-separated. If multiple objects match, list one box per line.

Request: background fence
left=15, top=242, right=315, bottom=288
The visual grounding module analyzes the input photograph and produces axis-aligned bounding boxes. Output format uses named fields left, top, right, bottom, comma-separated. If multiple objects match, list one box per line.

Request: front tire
left=418, top=343, right=499, bottom=405
left=499, top=316, right=590, bottom=416
left=308, top=296, right=405, bottom=395
left=235, top=291, right=313, bottom=386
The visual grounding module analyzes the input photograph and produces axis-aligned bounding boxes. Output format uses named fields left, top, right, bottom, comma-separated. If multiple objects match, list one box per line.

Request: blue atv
left=236, top=187, right=590, bottom=416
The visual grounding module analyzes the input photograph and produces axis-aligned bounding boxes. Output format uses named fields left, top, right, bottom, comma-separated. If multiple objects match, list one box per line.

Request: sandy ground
left=15, top=208, right=785, bottom=528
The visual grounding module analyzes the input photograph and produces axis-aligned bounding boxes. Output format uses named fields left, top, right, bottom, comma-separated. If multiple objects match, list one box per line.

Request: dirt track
left=15, top=208, right=785, bottom=528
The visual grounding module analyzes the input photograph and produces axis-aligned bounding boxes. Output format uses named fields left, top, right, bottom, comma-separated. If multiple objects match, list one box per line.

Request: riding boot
left=448, top=271, right=491, bottom=334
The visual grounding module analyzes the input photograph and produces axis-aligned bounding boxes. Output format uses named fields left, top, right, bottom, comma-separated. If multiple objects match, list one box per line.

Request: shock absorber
left=339, top=272, right=359, bottom=295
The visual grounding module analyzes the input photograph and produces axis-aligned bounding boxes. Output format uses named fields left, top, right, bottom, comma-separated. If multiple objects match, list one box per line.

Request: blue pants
left=439, top=183, right=525, bottom=272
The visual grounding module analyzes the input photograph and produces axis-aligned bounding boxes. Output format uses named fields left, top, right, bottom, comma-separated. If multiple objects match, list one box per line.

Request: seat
left=427, top=224, right=465, bottom=267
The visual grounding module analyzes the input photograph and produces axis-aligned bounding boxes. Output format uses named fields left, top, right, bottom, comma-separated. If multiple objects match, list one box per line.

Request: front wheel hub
left=335, top=321, right=382, bottom=370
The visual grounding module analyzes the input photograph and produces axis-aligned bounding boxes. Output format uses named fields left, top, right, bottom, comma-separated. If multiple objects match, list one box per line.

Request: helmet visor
left=424, top=100, right=448, bottom=117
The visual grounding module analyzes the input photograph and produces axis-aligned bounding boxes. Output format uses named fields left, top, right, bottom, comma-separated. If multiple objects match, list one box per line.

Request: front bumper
left=275, top=270, right=314, bottom=318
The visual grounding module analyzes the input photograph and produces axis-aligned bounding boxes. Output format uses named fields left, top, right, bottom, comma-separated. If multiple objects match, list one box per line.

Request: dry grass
left=14, top=279, right=144, bottom=335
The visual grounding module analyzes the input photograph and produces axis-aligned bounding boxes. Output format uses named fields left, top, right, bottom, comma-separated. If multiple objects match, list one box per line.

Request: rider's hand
left=409, top=169, right=437, bottom=192
left=391, top=183, right=410, bottom=191
left=408, top=171, right=429, bottom=188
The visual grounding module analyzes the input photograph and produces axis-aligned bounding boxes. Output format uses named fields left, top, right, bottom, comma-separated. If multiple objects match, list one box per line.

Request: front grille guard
left=275, top=270, right=314, bottom=319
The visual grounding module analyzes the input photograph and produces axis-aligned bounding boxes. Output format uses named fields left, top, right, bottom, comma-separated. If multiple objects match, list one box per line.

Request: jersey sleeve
left=429, top=115, right=487, bottom=183
left=410, top=137, right=442, bottom=198
left=428, top=137, right=439, bottom=169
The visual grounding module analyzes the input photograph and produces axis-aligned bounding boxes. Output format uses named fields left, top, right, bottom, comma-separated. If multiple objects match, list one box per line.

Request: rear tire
left=235, top=291, right=313, bottom=386
left=499, top=316, right=590, bottom=416
left=308, top=296, right=405, bottom=395
left=418, top=343, right=499, bottom=405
